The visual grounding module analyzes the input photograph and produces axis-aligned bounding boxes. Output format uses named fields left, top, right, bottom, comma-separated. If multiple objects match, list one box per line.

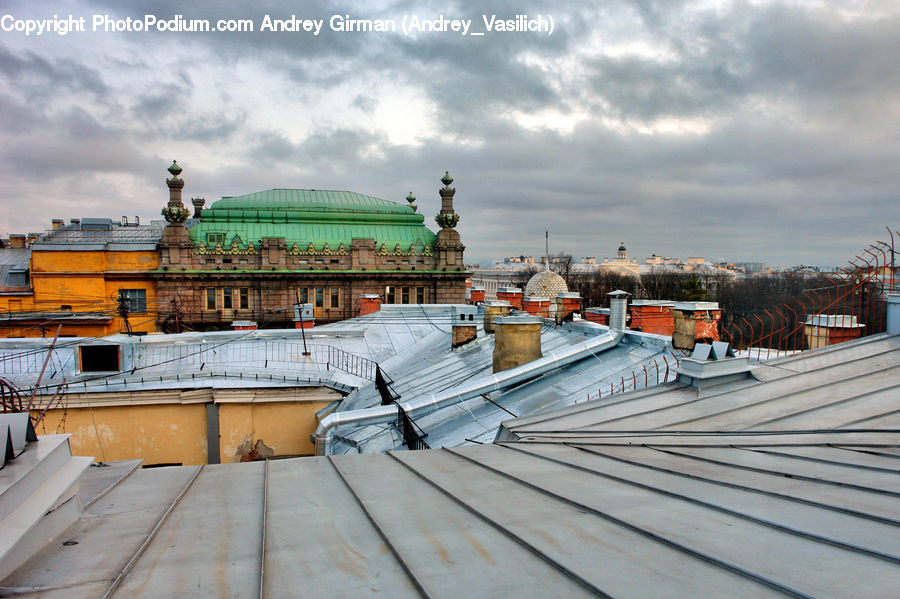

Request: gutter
left=313, top=328, right=624, bottom=455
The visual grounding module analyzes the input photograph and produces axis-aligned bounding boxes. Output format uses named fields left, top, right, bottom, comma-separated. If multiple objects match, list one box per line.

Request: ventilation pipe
left=608, top=290, right=630, bottom=331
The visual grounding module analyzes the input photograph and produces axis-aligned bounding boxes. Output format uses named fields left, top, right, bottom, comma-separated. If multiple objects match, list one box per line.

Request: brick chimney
left=51, top=219, right=64, bottom=230
left=452, top=309, right=478, bottom=348
left=497, top=287, right=523, bottom=310
left=468, top=287, right=485, bottom=304
left=483, top=300, right=511, bottom=333
left=492, top=315, right=543, bottom=373
left=556, top=292, right=582, bottom=321
left=294, top=303, right=314, bottom=329
left=359, top=294, right=381, bottom=316
left=8, top=234, right=25, bottom=249
left=522, top=296, right=551, bottom=317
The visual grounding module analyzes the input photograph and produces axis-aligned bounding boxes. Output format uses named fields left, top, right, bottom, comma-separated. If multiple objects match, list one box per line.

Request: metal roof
left=215, top=188, right=412, bottom=212
left=31, top=224, right=162, bottom=251
left=191, top=189, right=436, bottom=251
left=1, top=329, right=899, bottom=597
left=0, top=308, right=446, bottom=393
left=3, top=431, right=897, bottom=597
left=0, top=249, right=30, bottom=270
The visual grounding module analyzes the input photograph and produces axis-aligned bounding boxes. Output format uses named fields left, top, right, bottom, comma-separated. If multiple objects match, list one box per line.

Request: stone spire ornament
left=406, top=191, right=417, bottom=213
left=435, top=171, right=460, bottom=229
left=161, top=160, right=190, bottom=225
left=433, top=170, right=465, bottom=270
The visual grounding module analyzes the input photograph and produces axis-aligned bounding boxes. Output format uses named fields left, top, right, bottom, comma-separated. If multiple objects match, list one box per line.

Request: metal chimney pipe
left=608, top=290, right=630, bottom=331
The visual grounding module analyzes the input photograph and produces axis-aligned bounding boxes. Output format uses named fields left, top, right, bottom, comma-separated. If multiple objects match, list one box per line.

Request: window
left=401, top=286, right=410, bottom=304
left=386, top=286, right=395, bottom=303
left=118, top=289, right=147, bottom=313
left=416, top=287, right=425, bottom=304
left=80, top=345, right=120, bottom=372
left=8, top=270, right=27, bottom=286
left=330, top=287, right=340, bottom=309
left=223, top=288, right=233, bottom=309
left=239, top=288, right=249, bottom=309
left=207, top=233, right=225, bottom=245
left=315, top=287, right=324, bottom=308
left=298, top=288, right=308, bottom=304
left=206, top=288, right=216, bottom=310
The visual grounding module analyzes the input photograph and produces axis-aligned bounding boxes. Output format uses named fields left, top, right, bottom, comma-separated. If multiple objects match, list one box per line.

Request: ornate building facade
left=156, top=163, right=467, bottom=330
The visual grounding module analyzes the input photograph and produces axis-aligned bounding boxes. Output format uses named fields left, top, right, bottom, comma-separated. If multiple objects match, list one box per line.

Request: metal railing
left=325, top=346, right=378, bottom=381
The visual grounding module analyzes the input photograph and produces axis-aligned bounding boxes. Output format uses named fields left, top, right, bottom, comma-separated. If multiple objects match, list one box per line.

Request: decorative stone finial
left=163, top=160, right=189, bottom=225
left=435, top=170, right=460, bottom=229
left=406, top=191, right=417, bottom=213
left=167, top=160, right=183, bottom=178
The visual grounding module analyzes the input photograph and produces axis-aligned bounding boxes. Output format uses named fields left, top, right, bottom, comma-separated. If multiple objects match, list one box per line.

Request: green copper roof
left=211, top=189, right=410, bottom=214
left=190, top=188, right=437, bottom=250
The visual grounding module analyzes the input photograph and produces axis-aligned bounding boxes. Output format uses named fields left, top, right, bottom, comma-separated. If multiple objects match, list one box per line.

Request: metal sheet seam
left=315, top=330, right=623, bottom=454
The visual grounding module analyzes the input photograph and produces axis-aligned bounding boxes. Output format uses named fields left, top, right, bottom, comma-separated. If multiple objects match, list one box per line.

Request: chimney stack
left=51, top=219, right=64, bottom=230
left=359, top=294, right=381, bottom=316
left=483, top=300, right=511, bottom=333
left=8, top=234, right=25, bottom=249
left=492, top=315, right=543, bottom=373
left=452, top=308, right=478, bottom=348
left=496, top=287, right=523, bottom=310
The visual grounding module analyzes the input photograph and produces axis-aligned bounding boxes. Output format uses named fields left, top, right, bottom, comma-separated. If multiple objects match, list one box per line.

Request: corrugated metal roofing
left=0, top=249, right=31, bottom=270
left=2, top=328, right=899, bottom=597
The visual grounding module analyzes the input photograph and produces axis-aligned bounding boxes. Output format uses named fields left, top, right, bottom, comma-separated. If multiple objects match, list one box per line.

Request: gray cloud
left=0, top=0, right=898, bottom=267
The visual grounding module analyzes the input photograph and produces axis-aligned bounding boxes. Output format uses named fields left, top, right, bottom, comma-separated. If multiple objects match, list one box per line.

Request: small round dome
left=525, top=270, right=568, bottom=297
left=618, top=243, right=627, bottom=252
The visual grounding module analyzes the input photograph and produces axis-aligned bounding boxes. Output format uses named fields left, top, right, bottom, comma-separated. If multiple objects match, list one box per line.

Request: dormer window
left=207, top=233, right=225, bottom=245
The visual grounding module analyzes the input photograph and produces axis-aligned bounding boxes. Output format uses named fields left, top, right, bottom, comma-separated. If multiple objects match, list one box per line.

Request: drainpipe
left=313, top=327, right=624, bottom=455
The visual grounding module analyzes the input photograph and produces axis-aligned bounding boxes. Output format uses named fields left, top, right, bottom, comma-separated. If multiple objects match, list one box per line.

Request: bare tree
left=640, top=267, right=683, bottom=300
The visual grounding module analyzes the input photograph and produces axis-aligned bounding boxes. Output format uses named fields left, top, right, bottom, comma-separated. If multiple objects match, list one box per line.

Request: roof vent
left=675, top=342, right=753, bottom=390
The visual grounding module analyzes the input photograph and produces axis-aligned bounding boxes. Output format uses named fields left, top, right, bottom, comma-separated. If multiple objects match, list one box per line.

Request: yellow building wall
left=33, top=397, right=335, bottom=466
left=218, top=401, right=333, bottom=463
left=35, top=403, right=209, bottom=466
left=18, top=249, right=160, bottom=337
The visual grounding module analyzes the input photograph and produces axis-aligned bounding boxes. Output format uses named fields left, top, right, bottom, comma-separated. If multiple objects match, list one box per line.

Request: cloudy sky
left=1, top=0, right=898, bottom=267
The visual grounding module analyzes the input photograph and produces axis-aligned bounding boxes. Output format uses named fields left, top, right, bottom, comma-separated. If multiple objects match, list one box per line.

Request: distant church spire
left=545, top=230, right=550, bottom=271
